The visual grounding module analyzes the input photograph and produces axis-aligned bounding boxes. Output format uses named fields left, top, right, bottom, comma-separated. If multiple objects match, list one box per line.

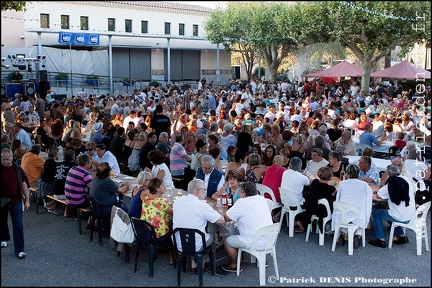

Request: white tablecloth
left=353, top=138, right=394, bottom=154
left=344, top=155, right=391, bottom=172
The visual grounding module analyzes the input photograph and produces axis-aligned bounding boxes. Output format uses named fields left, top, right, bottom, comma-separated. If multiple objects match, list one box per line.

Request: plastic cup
left=177, top=190, right=183, bottom=198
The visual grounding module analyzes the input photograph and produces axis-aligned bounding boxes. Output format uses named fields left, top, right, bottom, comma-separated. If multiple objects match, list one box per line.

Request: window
left=125, top=19, right=132, bottom=33
left=179, top=23, right=185, bottom=36
left=164, top=22, right=171, bottom=35
left=141, top=20, right=148, bottom=33
left=108, top=18, right=115, bottom=32
left=80, top=16, right=89, bottom=31
left=40, top=14, right=49, bottom=28
left=193, top=24, right=198, bottom=36
left=61, top=15, right=69, bottom=29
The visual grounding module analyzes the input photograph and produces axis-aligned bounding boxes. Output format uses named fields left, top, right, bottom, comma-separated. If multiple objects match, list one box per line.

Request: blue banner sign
left=58, top=32, right=100, bottom=45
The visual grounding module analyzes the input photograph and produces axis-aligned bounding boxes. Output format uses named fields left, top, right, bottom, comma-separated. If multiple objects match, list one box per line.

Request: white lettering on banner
left=268, top=276, right=418, bottom=285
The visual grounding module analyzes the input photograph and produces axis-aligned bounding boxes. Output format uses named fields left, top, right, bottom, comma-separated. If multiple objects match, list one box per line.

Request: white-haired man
left=173, top=179, right=225, bottom=273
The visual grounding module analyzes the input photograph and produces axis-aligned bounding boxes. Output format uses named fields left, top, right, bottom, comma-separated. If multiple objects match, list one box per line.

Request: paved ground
left=1, top=201, right=430, bottom=287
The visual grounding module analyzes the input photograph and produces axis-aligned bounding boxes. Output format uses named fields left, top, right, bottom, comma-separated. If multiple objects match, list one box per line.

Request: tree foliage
left=291, top=1, right=431, bottom=90
left=1, top=1, right=27, bottom=11
left=205, top=1, right=430, bottom=89
left=205, top=2, right=298, bottom=81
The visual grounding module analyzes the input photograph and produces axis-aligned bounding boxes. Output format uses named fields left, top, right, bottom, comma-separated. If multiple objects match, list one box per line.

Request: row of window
left=40, top=14, right=199, bottom=36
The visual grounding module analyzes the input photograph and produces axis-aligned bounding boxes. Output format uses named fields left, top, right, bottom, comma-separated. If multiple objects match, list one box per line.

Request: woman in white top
left=342, top=113, right=358, bottom=131
left=400, top=114, right=414, bottom=132
left=147, top=149, right=174, bottom=188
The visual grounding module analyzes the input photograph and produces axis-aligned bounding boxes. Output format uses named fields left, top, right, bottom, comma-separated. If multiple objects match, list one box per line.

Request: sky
left=167, top=1, right=228, bottom=9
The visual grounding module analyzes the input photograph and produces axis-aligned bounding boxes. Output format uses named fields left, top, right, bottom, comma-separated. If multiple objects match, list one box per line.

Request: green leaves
left=1, top=1, right=27, bottom=12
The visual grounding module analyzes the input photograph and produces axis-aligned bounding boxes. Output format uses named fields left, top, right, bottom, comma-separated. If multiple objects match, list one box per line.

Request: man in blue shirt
left=359, top=124, right=385, bottom=150
left=358, top=155, right=380, bottom=185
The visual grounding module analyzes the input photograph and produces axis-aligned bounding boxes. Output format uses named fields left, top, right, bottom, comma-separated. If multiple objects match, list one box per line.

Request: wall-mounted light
left=20, top=36, right=25, bottom=39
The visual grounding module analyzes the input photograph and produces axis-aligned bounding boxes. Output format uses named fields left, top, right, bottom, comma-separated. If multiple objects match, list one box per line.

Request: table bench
left=45, top=194, right=91, bottom=235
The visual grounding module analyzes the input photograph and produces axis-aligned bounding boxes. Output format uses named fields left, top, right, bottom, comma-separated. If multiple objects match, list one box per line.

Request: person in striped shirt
left=64, top=153, right=93, bottom=218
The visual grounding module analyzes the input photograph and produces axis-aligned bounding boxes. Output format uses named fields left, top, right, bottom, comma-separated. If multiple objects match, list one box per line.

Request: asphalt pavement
left=1, top=201, right=431, bottom=287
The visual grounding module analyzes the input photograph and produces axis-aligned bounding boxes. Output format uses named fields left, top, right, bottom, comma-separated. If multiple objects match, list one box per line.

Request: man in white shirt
left=222, top=181, right=272, bottom=272
left=14, top=122, right=33, bottom=149
left=94, top=143, right=121, bottom=175
left=122, top=110, right=140, bottom=130
left=173, top=179, right=225, bottom=271
left=370, top=164, right=415, bottom=248
left=281, top=157, right=310, bottom=206
left=264, top=104, right=277, bottom=124
left=234, top=99, right=245, bottom=116
left=241, top=87, right=253, bottom=110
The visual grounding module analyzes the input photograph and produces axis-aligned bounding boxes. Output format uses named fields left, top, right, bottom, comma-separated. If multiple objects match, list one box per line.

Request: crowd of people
left=1, top=77, right=431, bottom=263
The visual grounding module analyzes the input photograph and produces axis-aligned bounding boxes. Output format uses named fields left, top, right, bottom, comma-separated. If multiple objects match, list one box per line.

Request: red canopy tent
left=370, top=60, right=431, bottom=80
left=302, top=60, right=363, bottom=78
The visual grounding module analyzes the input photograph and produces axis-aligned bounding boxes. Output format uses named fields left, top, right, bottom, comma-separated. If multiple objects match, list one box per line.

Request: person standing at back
left=1, top=148, right=30, bottom=258
left=150, top=104, right=171, bottom=140
left=139, top=132, right=158, bottom=171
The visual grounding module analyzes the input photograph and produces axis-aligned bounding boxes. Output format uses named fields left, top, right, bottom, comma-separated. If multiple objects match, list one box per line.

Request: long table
left=353, top=138, right=394, bottom=154
left=344, top=155, right=391, bottom=172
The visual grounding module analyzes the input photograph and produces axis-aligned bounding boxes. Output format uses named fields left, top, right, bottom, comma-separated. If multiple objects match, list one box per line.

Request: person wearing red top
left=262, top=155, right=286, bottom=203
left=356, top=114, right=372, bottom=131
left=394, top=132, right=407, bottom=150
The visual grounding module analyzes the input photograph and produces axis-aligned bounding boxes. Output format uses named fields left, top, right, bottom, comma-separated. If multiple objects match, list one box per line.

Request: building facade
left=1, top=1, right=232, bottom=88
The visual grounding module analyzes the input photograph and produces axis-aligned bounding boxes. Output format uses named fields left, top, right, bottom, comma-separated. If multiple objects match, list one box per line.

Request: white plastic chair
left=305, top=198, right=332, bottom=246
left=256, top=183, right=282, bottom=212
left=388, top=201, right=431, bottom=255
left=331, top=201, right=366, bottom=255
left=279, top=187, right=306, bottom=237
left=265, top=198, right=273, bottom=214
left=236, top=223, right=280, bottom=286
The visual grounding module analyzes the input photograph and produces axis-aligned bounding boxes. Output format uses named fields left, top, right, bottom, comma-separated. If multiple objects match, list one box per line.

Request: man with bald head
left=379, top=157, right=416, bottom=189
left=334, top=129, right=357, bottom=156
left=262, top=155, right=286, bottom=204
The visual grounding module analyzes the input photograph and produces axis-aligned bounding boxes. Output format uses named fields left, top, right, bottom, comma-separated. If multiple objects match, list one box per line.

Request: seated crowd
left=1, top=79, right=431, bottom=266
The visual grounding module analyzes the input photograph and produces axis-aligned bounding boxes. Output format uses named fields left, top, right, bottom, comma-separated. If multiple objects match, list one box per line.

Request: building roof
left=65, top=1, right=211, bottom=13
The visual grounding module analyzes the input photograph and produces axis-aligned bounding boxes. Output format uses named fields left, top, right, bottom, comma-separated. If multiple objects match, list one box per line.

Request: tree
left=205, top=2, right=257, bottom=82
left=291, top=1, right=431, bottom=91
left=1, top=1, right=27, bottom=11
left=205, top=2, right=298, bottom=81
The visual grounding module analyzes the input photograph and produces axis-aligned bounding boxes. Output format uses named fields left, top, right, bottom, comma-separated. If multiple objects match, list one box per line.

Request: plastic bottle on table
left=216, top=197, right=223, bottom=212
